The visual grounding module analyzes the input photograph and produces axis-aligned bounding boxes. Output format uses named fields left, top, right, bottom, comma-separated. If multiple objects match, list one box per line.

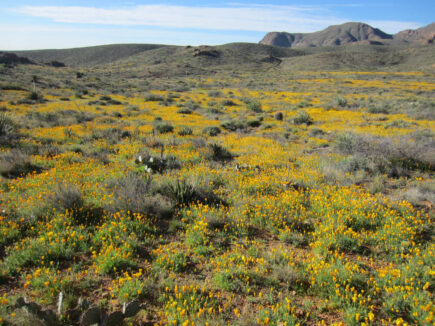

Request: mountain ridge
left=260, top=22, right=435, bottom=48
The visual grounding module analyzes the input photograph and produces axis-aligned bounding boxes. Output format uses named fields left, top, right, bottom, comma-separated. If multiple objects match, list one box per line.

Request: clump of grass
left=178, top=126, right=193, bottom=136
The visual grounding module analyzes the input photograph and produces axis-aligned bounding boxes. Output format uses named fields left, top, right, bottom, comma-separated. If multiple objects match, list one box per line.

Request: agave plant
left=165, top=179, right=197, bottom=206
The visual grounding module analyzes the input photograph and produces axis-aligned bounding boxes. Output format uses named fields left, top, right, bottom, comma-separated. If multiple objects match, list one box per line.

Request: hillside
left=5, top=41, right=434, bottom=74
left=13, top=43, right=166, bottom=67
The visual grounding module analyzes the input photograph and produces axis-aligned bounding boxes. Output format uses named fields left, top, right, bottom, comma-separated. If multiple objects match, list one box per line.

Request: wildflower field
left=0, top=64, right=434, bottom=325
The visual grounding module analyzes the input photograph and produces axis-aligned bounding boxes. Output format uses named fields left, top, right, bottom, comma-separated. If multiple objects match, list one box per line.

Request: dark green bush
left=206, top=143, right=234, bottom=162
left=220, top=119, right=246, bottom=131
left=177, top=108, right=192, bottom=114
left=154, top=122, right=174, bottom=134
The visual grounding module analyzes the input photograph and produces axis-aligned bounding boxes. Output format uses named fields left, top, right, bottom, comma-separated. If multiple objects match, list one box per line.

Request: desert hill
left=2, top=22, right=434, bottom=73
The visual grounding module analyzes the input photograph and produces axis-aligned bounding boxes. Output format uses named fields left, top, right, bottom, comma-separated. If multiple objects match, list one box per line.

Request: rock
left=78, top=297, right=90, bottom=311
left=39, top=309, right=59, bottom=326
left=80, top=306, right=102, bottom=326
left=103, top=311, right=124, bottom=326
left=65, top=308, right=82, bottom=322
left=123, top=300, right=141, bottom=318
left=25, top=301, right=42, bottom=314
left=15, top=297, right=26, bottom=308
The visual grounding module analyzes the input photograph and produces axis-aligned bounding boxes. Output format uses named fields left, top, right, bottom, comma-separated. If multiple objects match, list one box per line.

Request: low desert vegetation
left=0, top=62, right=433, bottom=326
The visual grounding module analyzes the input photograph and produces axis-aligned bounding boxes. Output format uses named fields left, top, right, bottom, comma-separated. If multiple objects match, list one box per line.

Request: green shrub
left=246, top=100, right=262, bottom=113
left=220, top=119, right=246, bottom=131
left=293, top=111, right=312, bottom=125
left=335, top=96, right=348, bottom=107
left=221, top=99, right=236, bottom=106
left=27, top=91, right=42, bottom=101
left=154, top=122, right=174, bottom=134
left=177, top=108, right=192, bottom=114
left=202, top=126, right=221, bottom=136
left=145, top=94, right=164, bottom=101
left=247, top=119, right=261, bottom=128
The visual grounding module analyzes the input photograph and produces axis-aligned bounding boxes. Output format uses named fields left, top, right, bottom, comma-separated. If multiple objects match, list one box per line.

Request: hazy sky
left=1, top=0, right=434, bottom=50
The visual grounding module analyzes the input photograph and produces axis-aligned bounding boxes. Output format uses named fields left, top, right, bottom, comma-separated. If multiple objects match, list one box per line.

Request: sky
left=1, top=1, right=434, bottom=50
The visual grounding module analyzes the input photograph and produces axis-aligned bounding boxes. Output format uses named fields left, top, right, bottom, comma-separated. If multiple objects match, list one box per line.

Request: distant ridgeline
left=260, top=22, right=435, bottom=48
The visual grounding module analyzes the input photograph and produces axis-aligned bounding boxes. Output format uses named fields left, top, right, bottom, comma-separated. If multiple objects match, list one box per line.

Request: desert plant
left=164, top=179, right=197, bottom=206
left=0, top=113, right=19, bottom=145
left=177, top=108, right=192, bottom=114
left=220, top=119, right=247, bottom=131
left=246, top=100, right=262, bottom=113
left=293, top=111, right=312, bottom=125
left=206, top=143, right=234, bottom=162
left=52, top=183, right=84, bottom=212
left=154, top=122, right=174, bottom=134
left=108, top=172, right=172, bottom=218
left=178, top=126, right=193, bottom=136
left=0, top=150, right=42, bottom=178
left=202, top=126, right=221, bottom=136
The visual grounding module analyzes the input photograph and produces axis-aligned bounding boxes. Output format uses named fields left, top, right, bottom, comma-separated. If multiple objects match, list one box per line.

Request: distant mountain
left=394, top=23, right=435, bottom=44
left=260, top=22, right=435, bottom=48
